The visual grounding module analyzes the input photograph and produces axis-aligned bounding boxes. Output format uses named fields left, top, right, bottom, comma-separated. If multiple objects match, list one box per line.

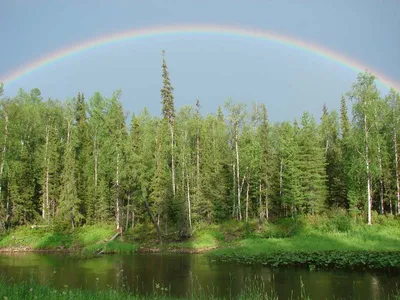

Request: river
left=0, top=252, right=398, bottom=299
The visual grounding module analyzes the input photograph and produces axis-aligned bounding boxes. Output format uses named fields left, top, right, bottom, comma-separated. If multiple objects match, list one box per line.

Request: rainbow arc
left=1, top=24, right=399, bottom=92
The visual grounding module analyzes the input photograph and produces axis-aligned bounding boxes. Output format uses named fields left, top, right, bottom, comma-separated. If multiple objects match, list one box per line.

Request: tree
left=386, top=89, right=400, bottom=215
left=224, top=99, right=246, bottom=221
left=297, top=112, right=327, bottom=214
left=58, top=101, right=81, bottom=227
left=277, top=122, right=302, bottom=216
left=348, top=72, right=380, bottom=224
left=40, top=99, right=63, bottom=223
left=86, top=92, right=110, bottom=223
left=161, top=50, right=176, bottom=199
left=74, top=92, right=90, bottom=221
left=320, top=105, right=346, bottom=208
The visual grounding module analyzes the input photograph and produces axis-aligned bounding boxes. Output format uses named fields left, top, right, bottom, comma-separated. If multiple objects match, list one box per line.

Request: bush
left=326, top=208, right=353, bottom=232
left=275, top=217, right=305, bottom=237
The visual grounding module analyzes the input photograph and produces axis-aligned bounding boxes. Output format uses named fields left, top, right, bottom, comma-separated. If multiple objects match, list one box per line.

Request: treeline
left=0, top=56, right=399, bottom=236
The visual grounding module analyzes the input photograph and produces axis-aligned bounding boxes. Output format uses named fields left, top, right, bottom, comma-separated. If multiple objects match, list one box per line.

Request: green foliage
left=211, top=250, right=400, bottom=271
left=0, top=69, right=399, bottom=245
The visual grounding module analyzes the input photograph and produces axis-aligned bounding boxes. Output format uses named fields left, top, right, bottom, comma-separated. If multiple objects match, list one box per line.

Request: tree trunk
left=196, top=131, right=200, bottom=198
left=94, top=135, right=98, bottom=188
left=279, top=159, right=283, bottom=197
left=144, top=200, right=162, bottom=244
left=232, top=164, right=236, bottom=218
left=0, top=107, right=8, bottom=229
left=377, top=143, right=384, bottom=214
left=45, top=165, right=49, bottom=223
left=259, top=180, right=263, bottom=220
left=125, top=194, right=130, bottom=230
left=187, top=173, right=192, bottom=230
left=364, top=113, right=372, bottom=225
left=245, top=178, right=250, bottom=223
left=43, top=123, right=50, bottom=222
left=394, top=131, right=400, bottom=215
left=265, top=193, right=269, bottom=220
left=115, top=147, right=121, bottom=232
left=131, top=210, right=135, bottom=229
left=235, top=124, right=242, bottom=221
left=170, top=125, right=176, bottom=198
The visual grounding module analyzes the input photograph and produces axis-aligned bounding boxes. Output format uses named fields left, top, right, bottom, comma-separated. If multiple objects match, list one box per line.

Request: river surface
left=0, top=252, right=399, bottom=299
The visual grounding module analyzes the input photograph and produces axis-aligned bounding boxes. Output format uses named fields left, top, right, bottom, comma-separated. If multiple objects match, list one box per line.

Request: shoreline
left=0, top=244, right=218, bottom=254
left=1, top=244, right=400, bottom=271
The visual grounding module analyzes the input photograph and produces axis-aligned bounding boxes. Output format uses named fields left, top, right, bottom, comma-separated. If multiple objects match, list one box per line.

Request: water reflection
left=0, top=253, right=398, bottom=299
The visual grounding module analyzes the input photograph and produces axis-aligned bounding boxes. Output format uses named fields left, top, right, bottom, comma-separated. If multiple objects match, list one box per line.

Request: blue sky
left=1, top=0, right=399, bottom=122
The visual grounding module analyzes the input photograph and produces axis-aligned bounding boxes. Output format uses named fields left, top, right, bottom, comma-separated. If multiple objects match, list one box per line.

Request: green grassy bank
left=0, top=224, right=137, bottom=254
left=1, top=211, right=400, bottom=269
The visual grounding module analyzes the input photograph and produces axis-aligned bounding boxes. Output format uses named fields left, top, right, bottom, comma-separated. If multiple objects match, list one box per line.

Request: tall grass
left=0, top=277, right=399, bottom=300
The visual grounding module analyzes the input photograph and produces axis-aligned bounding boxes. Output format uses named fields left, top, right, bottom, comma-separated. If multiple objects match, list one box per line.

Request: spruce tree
left=161, top=50, right=176, bottom=199
left=58, top=102, right=81, bottom=228
left=74, top=92, right=89, bottom=221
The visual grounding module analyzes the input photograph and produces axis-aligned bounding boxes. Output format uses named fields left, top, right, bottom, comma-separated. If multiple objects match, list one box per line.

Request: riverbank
left=0, top=225, right=137, bottom=254
left=1, top=214, right=400, bottom=270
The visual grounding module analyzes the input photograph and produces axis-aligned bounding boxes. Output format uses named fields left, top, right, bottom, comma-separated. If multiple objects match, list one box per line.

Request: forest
left=0, top=54, right=399, bottom=239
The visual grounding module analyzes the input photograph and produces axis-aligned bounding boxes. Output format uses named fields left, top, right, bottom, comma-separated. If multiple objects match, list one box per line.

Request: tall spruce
left=161, top=50, right=176, bottom=199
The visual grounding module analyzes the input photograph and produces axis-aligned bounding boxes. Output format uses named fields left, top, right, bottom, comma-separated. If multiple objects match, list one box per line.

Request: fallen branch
left=94, top=231, right=121, bottom=255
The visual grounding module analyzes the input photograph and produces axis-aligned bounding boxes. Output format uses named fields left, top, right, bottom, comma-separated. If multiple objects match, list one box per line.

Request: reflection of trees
left=0, top=253, right=398, bottom=298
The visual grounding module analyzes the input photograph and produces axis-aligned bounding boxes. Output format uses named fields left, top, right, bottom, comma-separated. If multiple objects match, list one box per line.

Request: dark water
left=0, top=252, right=399, bottom=299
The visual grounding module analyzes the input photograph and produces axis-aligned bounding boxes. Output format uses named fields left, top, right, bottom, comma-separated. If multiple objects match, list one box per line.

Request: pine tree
left=74, top=92, right=89, bottom=221
left=298, top=112, right=327, bottom=214
left=58, top=102, right=81, bottom=227
left=161, top=50, right=176, bottom=199
left=321, top=105, right=346, bottom=208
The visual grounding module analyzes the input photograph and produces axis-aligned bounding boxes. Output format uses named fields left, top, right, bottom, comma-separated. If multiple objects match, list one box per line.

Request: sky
left=1, top=0, right=399, bottom=122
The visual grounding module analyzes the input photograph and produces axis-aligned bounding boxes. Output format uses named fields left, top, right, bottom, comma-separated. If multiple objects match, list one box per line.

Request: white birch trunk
left=43, top=123, right=50, bottom=221
left=126, top=194, right=130, bottom=230
left=394, top=131, right=400, bottom=215
left=377, top=143, right=384, bottom=214
left=116, top=147, right=120, bottom=231
left=245, top=178, right=249, bottom=223
left=94, top=135, right=98, bottom=188
left=187, top=173, right=192, bottom=229
left=259, top=180, right=263, bottom=219
left=279, top=159, right=283, bottom=197
left=364, top=113, right=372, bottom=225
left=235, top=124, right=242, bottom=221
left=232, top=163, right=236, bottom=218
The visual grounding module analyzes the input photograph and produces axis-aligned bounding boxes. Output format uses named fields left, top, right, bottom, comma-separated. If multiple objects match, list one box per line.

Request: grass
left=209, top=212, right=400, bottom=270
left=212, top=214, right=400, bottom=255
left=0, top=277, right=280, bottom=300
left=166, top=225, right=225, bottom=251
left=0, top=224, right=137, bottom=254
left=0, top=277, right=399, bottom=300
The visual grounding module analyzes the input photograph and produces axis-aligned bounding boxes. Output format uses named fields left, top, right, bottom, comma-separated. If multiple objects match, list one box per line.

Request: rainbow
left=1, top=24, right=399, bottom=91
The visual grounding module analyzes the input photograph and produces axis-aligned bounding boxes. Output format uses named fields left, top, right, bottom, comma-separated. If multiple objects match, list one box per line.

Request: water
left=0, top=252, right=399, bottom=299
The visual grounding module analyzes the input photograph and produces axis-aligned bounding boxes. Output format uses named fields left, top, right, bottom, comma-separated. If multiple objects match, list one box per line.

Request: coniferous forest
left=0, top=54, right=399, bottom=238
